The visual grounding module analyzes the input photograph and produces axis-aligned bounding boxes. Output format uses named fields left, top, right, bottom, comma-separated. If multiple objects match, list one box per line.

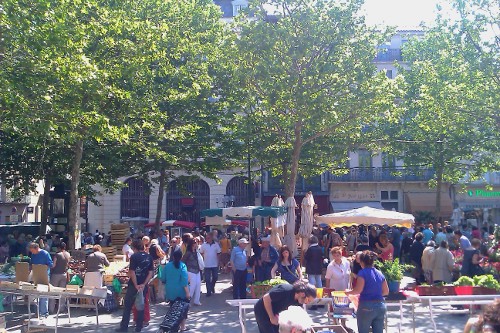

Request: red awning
left=230, top=220, right=249, bottom=227
left=172, top=220, right=196, bottom=229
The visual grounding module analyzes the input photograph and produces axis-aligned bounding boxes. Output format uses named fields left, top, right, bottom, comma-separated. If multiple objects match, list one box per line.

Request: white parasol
left=298, top=192, right=315, bottom=254
left=315, top=206, right=414, bottom=227
left=283, top=197, right=298, bottom=257
left=270, top=195, right=284, bottom=248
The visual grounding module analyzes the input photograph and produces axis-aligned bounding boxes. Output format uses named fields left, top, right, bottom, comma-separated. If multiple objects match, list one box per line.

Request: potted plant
left=375, top=258, right=413, bottom=293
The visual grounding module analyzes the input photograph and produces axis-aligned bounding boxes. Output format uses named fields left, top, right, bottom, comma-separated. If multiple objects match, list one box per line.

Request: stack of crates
left=110, top=224, right=129, bottom=250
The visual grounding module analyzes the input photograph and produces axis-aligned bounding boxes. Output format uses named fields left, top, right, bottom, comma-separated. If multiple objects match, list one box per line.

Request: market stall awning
left=202, top=217, right=249, bottom=227
left=316, top=206, right=414, bottom=228
left=144, top=220, right=195, bottom=229
left=330, top=201, right=383, bottom=212
left=405, top=192, right=453, bottom=218
left=201, top=206, right=287, bottom=219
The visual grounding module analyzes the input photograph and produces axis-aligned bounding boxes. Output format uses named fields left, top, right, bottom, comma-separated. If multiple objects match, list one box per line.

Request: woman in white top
left=122, top=237, right=134, bottom=261
left=325, top=246, right=351, bottom=291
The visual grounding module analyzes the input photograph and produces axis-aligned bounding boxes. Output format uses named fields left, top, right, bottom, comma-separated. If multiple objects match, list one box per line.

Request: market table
left=0, top=286, right=107, bottom=333
left=404, top=293, right=500, bottom=333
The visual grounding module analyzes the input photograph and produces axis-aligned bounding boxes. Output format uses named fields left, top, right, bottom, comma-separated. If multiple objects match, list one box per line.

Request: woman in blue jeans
left=346, top=250, right=389, bottom=333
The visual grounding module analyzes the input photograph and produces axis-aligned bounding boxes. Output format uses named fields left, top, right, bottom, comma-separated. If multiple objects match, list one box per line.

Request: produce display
left=0, top=263, right=15, bottom=279
left=252, top=278, right=288, bottom=286
left=473, top=275, right=500, bottom=290
left=103, top=261, right=129, bottom=276
left=67, top=260, right=130, bottom=285
left=454, top=276, right=474, bottom=286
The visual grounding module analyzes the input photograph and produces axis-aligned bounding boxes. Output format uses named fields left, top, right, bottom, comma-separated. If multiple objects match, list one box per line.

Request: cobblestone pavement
left=3, top=273, right=472, bottom=333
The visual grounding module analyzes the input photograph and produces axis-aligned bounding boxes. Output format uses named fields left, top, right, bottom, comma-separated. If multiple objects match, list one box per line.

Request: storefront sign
left=467, top=189, right=500, bottom=198
left=331, top=191, right=377, bottom=201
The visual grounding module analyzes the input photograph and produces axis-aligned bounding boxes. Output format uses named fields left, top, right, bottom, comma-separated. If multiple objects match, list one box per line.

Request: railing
left=374, top=49, right=403, bottom=62
left=265, top=174, right=326, bottom=195
left=328, top=167, right=435, bottom=182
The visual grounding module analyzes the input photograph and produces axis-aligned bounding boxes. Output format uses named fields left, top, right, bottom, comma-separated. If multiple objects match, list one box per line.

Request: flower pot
left=454, top=286, right=473, bottom=295
left=416, top=285, right=456, bottom=296
left=473, top=287, right=499, bottom=295
left=387, top=281, right=400, bottom=293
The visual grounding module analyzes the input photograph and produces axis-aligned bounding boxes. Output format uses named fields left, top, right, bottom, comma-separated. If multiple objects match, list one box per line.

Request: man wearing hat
left=231, top=238, right=249, bottom=299
left=256, top=236, right=278, bottom=282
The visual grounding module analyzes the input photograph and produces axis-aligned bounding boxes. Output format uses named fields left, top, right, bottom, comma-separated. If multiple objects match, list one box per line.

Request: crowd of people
left=1, top=219, right=499, bottom=333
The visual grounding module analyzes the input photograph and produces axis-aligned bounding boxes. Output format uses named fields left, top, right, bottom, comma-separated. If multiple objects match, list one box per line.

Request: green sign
left=467, top=189, right=500, bottom=198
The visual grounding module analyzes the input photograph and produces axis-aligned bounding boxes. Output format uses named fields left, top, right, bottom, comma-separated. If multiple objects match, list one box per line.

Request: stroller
left=157, top=298, right=190, bottom=333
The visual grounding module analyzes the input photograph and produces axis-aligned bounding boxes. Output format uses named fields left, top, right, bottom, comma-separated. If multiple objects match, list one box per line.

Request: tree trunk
left=39, top=178, right=51, bottom=237
left=68, top=139, right=84, bottom=250
left=284, top=122, right=302, bottom=198
left=154, top=166, right=166, bottom=236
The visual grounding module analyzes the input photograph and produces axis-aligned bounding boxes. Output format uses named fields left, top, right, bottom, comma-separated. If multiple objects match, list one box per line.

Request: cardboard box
left=19, top=282, right=37, bottom=291
left=0, top=281, right=18, bottom=289
left=65, top=285, right=80, bottom=294
left=15, top=262, right=29, bottom=283
left=32, top=264, right=49, bottom=285
left=36, top=284, right=49, bottom=293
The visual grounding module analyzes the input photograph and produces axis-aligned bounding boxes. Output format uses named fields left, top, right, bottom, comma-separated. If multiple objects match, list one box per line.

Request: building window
left=382, top=152, right=396, bottom=168
left=166, top=179, right=210, bottom=223
left=233, top=4, right=247, bottom=16
left=358, top=149, right=372, bottom=168
left=227, top=176, right=253, bottom=207
left=120, top=178, right=149, bottom=219
left=385, top=69, right=393, bottom=79
left=381, top=190, right=399, bottom=211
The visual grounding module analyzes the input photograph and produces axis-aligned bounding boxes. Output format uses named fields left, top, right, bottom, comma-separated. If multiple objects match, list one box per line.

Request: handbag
left=197, top=251, right=205, bottom=271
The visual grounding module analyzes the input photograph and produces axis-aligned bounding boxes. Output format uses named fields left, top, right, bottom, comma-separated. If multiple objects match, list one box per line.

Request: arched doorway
left=166, top=179, right=210, bottom=224
left=120, top=178, right=150, bottom=219
left=226, top=176, right=254, bottom=207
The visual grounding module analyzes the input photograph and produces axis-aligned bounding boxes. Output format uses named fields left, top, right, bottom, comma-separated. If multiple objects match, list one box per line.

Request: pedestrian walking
left=200, top=233, right=221, bottom=297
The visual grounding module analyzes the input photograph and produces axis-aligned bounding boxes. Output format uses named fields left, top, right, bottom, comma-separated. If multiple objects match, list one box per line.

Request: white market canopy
left=315, top=206, right=414, bottom=228
left=201, top=206, right=287, bottom=227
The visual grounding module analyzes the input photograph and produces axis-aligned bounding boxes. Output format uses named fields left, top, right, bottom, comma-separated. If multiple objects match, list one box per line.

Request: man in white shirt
left=200, top=233, right=221, bottom=296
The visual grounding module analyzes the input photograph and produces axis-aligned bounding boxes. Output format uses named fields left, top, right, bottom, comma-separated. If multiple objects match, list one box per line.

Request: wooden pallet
left=101, top=247, right=116, bottom=261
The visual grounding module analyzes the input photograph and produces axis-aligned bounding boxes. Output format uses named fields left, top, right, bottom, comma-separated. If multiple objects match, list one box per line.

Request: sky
left=361, top=0, right=456, bottom=29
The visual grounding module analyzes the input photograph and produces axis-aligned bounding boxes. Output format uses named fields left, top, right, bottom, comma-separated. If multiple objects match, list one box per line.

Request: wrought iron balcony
left=265, top=174, right=326, bottom=195
left=328, top=167, right=435, bottom=182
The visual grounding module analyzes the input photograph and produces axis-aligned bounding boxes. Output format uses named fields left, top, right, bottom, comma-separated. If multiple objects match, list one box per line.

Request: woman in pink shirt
left=376, top=234, right=394, bottom=261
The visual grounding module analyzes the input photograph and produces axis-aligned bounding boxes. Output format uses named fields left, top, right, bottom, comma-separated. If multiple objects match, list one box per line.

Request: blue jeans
left=39, top=297, right=48, bottom=317
left=204, top=267, right=218, bottom=295
left=356, top=301, right=386, bottom=333
left=308, top=274, right=322, bottom=288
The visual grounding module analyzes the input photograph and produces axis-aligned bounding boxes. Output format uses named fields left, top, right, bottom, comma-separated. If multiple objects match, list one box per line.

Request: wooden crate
left=101, top=247, right=117, bottom=261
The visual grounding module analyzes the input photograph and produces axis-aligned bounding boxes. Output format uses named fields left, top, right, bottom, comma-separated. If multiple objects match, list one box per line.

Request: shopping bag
left=68, top=275, right=84, bottom=286
left=135, top=290, right=145, bottom=311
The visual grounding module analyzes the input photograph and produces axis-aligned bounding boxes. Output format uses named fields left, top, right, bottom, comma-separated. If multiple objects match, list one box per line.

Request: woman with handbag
left=161, top=249, right=190, bottom=332
left=271, top=246, right=302, bottom=284
left=181, top=238, right=202, bottom=306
